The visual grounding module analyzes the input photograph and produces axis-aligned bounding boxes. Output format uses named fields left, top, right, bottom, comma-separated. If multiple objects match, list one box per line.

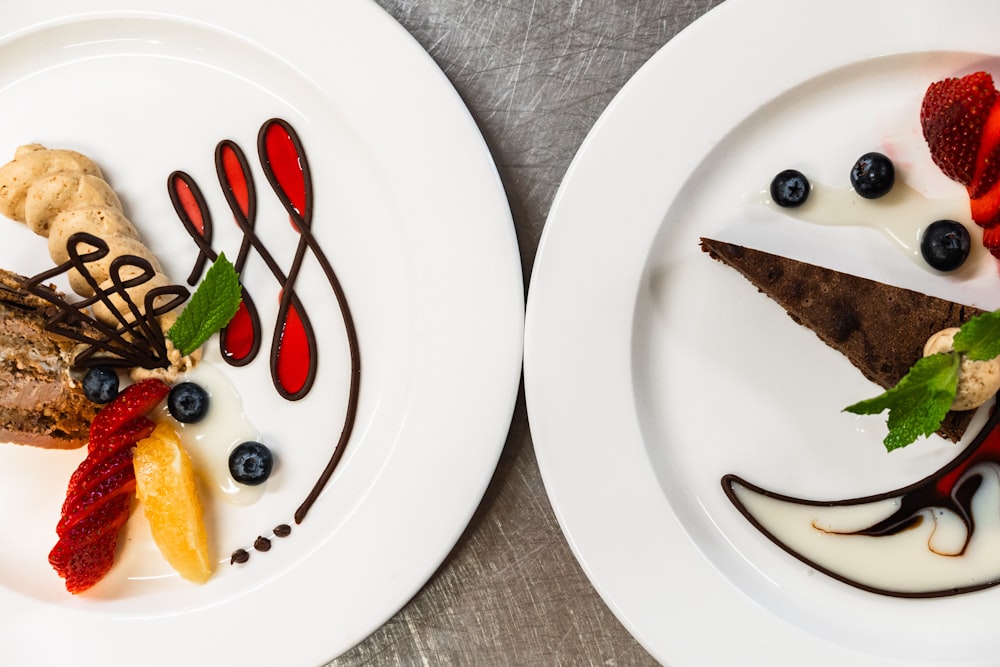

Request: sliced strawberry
left=55, top=493, right=133, bottom=549
left=921, top=71, right=998, bottom=185
left=49, top=448, right=135, bottom=593
left=87, top=415, right=156, bottom=459
left=66, top=417, right=153, bottom=487
left=969, top=97, right=1000, bottom=198
left=981, top=222, right=1000, bottom=258
left=57, top=446, right=137, bottom=538
left=49, top=531, right=120, bottom=594
left=89, top=378, right=168, bottom=444
left=972, top=179, right=1000, bottom=229
left=49, top=380, right=167, bottom=594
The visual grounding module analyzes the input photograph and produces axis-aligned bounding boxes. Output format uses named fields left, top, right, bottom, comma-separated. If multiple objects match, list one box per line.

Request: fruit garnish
left=769, top=169, right=810, bottom=207
left=82, top=366, right=119, bottom=404
left=970, top=96, right=1000, bottom=199
left=921, top=71, right=1000, bottom=255
left=49, top=380, right=168, bottom=593
left=166, top=253, right=242, bottom=356
left=849, top=151, right=895, bottom=199
left=844, top=308, right=1000, bottom=450
left=228, top=441, right=273, bottom=486
left=920, top=71, right=998, bottom=186
left=920, top=219, right=971, bottom=272
left=89, top=378, right=170, bottom=446
left=133, top=421, right=212, bottom=584
left=167, top=382, right=209, bottom=423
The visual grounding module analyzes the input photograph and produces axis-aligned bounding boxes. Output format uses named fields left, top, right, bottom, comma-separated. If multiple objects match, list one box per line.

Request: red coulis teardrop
left=170, top=174, right=206, bottom=235
left=262, top=121, right=308, bottom=222
left=276, top=299, right=310, bottom=396
left=222, top=301, right=256, bottom=363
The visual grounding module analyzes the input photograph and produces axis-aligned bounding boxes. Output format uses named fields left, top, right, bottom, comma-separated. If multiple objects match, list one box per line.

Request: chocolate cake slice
left=0, top=268, right=97, bottom=448
left=700, top=237, right=984, bottom=442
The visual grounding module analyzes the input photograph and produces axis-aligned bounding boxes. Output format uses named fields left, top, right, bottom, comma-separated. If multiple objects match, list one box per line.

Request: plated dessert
left=711, top=70, right=1000, bottom=597
left=0, top=119, right=360, bottom=594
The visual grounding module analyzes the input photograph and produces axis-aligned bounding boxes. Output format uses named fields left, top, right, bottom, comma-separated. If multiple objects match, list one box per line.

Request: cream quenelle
left=923, top=327, right=1000, bottom=410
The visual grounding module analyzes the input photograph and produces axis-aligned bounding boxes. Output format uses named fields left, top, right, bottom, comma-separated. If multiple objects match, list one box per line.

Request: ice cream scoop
left=924, top=327, right=1000, bottom=410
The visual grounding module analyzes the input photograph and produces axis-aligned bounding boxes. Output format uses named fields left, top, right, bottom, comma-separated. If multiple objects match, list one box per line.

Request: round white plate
left=0, top=2, right=523, bottom=665
left=525, top=1, right=1000, bottom=665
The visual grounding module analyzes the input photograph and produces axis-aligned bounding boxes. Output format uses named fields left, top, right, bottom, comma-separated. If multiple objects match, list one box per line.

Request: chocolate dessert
left=699, top=237, right=984, bottom=442
left=0, top=267, right=97, bottom=448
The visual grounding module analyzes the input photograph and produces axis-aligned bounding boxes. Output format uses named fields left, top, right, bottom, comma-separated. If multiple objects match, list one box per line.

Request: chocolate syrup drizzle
left=723, top=404, right=1000, bottom=597
left=169, top=119, right=361, bottom=564
left=21, top=232, right=189, bottom=369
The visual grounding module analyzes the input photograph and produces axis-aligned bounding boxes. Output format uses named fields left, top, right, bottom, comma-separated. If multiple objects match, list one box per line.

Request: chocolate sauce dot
left=274, top=524, right=291, bottom=538
left=231, top=548, right=250, bottom=564
left=254, top=536, right=272, bottom=552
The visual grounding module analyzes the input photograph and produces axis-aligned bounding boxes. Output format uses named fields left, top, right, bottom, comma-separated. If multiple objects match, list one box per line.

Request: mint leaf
left=843, top=351, right=960, bottom=451
left=166, top=253, right=241, bottom=356
left=953, top=309, right=1000, bottom=361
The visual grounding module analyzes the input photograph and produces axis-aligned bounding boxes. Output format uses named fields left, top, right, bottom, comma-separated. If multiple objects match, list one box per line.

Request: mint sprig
left=843, top=309, right=1000, bottom=450
left=844, top=352, right=959, bottom=451
left=166, top=253, right=241, bottom=356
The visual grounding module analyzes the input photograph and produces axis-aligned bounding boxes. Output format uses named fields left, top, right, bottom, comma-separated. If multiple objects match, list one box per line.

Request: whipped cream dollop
left=924, top=327, right=1000, bottom=410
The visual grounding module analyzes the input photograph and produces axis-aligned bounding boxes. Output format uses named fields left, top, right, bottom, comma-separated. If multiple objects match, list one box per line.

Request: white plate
left=525, top=1, right=1000, bottom=665
left=0, top=2, right=523, bottom=665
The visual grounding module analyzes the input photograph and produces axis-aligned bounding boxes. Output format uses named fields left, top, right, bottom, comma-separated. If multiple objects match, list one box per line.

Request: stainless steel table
left=330, top=1, right=723, bottom=663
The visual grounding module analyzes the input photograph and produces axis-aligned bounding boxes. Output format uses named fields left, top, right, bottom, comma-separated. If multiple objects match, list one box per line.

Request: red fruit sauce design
left=169, top=119, right=361, bottom=562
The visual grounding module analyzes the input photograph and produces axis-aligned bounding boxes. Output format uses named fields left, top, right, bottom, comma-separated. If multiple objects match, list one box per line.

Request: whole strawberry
left=49, top=378, right=169, bottom=593
left=921, top=71, right=1000, bottom=255
left=921, top=71, right=997, bottom=186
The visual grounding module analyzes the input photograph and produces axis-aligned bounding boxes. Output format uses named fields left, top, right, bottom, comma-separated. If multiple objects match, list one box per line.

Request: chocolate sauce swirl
left=723, top=404, right=1000, bottom=597
left=169, top=119, right=361, bottom=564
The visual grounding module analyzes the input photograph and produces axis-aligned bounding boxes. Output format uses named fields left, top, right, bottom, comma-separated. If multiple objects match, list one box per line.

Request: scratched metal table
left=329, top=1, right=723, bottom=664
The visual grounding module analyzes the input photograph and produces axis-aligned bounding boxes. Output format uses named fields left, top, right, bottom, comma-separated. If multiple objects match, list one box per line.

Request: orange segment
left=133, top=421, right=212, bottom=583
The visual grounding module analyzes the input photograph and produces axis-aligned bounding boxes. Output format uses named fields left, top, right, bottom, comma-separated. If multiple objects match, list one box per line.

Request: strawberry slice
left=49, top=450, right=136, bottom=593
left=56, top=444, right=141, bottom=538
left=49, top=531, right=120, bottom=594
left=921, top=71, right=998, bottom=186
left=982, top=222, right=1000, bottom=258
left=49, top=378, right=169, bottom=594
left=64, top=417, right=154, bottom=488
left=969, top=97, right=1000, bottom=199
left=972, top=176, right=1000, bottom=229
left=89, top=378, right=169, bottom=445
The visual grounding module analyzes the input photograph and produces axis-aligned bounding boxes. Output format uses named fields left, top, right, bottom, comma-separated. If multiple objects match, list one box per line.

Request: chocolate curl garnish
left=21, top=232, right=189, bottom=369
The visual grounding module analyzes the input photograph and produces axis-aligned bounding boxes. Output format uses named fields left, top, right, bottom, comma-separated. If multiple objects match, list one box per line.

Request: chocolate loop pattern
left=168, top=119, right=361, bottom=562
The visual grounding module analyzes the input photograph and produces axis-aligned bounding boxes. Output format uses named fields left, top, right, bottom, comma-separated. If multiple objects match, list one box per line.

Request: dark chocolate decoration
left=724, top=404, right=1000, bottom=598
left=21, top=232, right=189, bottom=369
left=168, top=166, right=263, bottom=368
left=174, top=119, right=360, bottom=564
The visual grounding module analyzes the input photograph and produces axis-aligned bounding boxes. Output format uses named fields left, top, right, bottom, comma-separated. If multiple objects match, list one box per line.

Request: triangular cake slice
left=700, top=237, right=984, bottom=442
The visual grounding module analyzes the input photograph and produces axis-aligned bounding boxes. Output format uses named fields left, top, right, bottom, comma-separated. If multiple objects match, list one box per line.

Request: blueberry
left=167, top=382, right=209, bottom=423
left=850, top=152, right=895, bottom=199
left=82, top=367, right=119, bottom=404
left=770, top=169, right=810, bottom=207
left=920, top=219, right=971, bottom=272
left=228, top=441, right=273, bottom=486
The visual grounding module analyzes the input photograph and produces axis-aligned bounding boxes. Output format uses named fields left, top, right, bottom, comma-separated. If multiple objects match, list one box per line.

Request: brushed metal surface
left=329, top=1, right=723, bottom=664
